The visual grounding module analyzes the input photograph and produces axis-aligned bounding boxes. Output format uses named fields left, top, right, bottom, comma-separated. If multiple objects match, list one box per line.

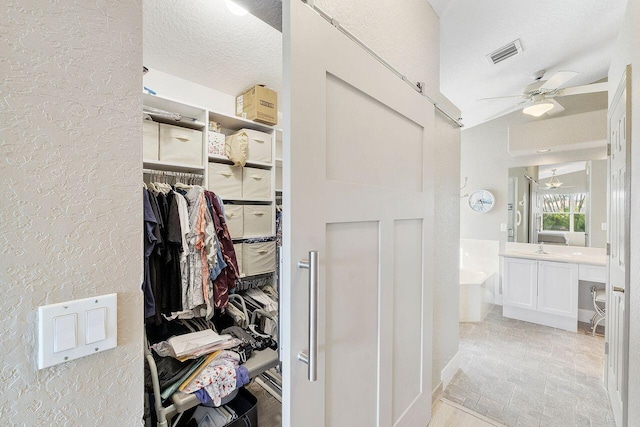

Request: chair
left=590, top=286, right=606, bottom=336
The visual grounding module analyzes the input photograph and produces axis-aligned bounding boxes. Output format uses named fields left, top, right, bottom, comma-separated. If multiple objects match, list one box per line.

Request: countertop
left=500, top=243, right=607, bottom=267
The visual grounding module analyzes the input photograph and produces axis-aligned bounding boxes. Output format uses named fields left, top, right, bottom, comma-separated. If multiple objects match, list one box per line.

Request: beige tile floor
left=444, top=305, right=615, bottom=427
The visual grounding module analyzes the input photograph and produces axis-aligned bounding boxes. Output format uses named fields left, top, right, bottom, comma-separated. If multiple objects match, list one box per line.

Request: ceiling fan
left=480, top=70, right=608, bottom=119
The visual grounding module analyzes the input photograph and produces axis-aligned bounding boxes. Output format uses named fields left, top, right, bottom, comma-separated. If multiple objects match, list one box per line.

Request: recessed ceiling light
left=225, top=0, right=248, bottom=16
left=537, top=149, right=551, bottom=153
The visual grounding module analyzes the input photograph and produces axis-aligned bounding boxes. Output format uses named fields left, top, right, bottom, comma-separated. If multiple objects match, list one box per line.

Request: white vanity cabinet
left=503, top=257, right=538, bottom=310
left=502, top=257, right=579, bottom=332
left=537, top=261, right=579, bottom=318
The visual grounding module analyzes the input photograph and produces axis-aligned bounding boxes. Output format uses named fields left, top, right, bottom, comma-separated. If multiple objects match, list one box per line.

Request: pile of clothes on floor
left=145, top=319, right=277, bottom=413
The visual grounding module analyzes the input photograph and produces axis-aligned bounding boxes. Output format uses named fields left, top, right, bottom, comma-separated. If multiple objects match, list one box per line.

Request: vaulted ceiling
left=430, top=0, right=628, bottom=128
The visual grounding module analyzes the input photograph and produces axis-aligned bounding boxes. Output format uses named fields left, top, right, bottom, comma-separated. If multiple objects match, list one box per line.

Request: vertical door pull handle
left=297, top=250, right=319, bottom=382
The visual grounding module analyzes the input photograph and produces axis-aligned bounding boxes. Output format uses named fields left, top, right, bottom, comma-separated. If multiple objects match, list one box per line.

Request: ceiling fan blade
left=545, top=98, right=566, bottom=117
left=557, top=81, right=608, bottom=96
left=477, top=95, right=524, bottom=101
left=483, top=101, right=527, bottom=122
left=540, top=71, right=578, bottom=91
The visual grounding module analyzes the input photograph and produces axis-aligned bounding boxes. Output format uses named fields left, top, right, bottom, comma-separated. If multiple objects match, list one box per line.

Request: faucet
left=536, top=243, right=545, bottom=254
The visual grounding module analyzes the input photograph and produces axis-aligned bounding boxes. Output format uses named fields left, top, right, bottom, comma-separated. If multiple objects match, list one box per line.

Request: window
left=542, top=193, right=586, bottom=232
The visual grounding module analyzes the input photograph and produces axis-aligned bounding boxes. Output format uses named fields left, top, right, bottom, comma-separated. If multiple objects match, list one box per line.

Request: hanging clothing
left=182, top=186, right=206, bottom=312
left=204, top=191, right=239, bottom=309
left=143, top=189, right=158, bottom=319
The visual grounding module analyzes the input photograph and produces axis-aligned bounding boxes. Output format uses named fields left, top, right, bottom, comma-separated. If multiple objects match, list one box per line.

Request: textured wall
left=316, top=0, right=441, bottom=96
left=608, top=0, right=640, bottom=423
left=432, top=110, right=461, bottom=390
left=0, top=1, right=143, bottom=424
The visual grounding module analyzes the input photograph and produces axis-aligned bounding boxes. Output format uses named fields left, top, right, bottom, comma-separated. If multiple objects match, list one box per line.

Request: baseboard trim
left=439, top=398, right=506, bottom=426
left=441, top=351, right=460, bottom=390
left=431, top=381, right=443, bottom=406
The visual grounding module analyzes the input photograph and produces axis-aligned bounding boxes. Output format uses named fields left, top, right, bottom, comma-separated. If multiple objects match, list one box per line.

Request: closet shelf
left=143, top=93, right=207, bottom=130
left=232, top=235, right=276, bottom=241
left=144, top=113, right=206, bottom=130
left=275, top=158, right=283, bottom=167
left=223, top=198, right=273, bottom=204
left=275, top=189, right=283, bottom=194
left=209, top=110, right=274, bottom=133
left=208, top=155, right=272, bottom=169
left=143, top=160, right=206, bottom=173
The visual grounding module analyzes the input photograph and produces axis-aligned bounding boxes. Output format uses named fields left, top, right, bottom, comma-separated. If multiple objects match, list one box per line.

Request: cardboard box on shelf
left=236, top=85, right=278, bottom=126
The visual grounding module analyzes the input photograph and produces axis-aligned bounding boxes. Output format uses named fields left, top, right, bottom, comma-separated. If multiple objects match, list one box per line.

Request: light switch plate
left=500, top=223, right=507, bottom=232
left=38, top=294, right=117, bottom=369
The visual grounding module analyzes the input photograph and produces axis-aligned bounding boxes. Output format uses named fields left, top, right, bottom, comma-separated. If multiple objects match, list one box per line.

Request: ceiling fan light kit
left=480, top=70, right=607, bottom=120
left=523, top=97, right=555, bottom=117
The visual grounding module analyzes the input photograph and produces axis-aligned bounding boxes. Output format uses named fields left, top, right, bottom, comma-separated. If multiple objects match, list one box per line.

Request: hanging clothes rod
left=301, top=0, right=464, bottom=128
left=143, top=169, right=204, bottom=180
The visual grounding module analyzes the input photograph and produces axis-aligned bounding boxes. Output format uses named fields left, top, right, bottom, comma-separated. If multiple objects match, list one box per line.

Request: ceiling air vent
left=486, top=39, right=523, bottom=65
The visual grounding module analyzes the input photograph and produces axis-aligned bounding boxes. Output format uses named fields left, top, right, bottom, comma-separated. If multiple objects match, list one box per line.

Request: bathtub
left=459, top=268, right=495, bottom=322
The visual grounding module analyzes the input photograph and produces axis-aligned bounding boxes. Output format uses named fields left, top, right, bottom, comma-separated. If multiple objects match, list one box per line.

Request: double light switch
left=38, top=294, right=117, bottom=369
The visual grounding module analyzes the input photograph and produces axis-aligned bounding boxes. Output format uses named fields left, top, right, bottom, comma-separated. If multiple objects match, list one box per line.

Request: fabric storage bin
left=242, top=167, right=271, bottom=200
left=143, top=120, right=159, bottom=161
left=240, top=128, right=272, bottom=164
left=233, top=243, right=243, bottom=276
left=224, top=205, right=244, bottom=239
left=243, top=241, right=276, bottom=276
left=243, top=205, right=273, bottom=238
left=159, top=123, right=203, bottom=165
left=209, top=163, right=243, bottom=200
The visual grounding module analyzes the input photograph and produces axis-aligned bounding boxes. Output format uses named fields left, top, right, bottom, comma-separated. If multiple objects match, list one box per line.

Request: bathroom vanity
left=500, top=244, right=606, bottom=332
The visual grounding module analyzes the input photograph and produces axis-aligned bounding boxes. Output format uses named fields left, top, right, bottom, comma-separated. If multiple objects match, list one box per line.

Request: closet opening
left=142, top=1, right=284, bottom=426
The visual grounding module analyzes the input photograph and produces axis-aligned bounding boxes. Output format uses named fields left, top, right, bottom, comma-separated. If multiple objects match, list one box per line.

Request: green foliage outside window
left=543, top=213, right=570, bottom=231
left=541, top=193, right=587, bottom=233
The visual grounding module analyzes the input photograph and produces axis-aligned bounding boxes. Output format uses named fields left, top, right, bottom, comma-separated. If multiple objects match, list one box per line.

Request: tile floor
left=444, top=305, right=616, bottom=427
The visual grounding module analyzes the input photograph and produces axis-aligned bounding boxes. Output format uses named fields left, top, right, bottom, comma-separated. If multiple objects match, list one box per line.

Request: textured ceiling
left=433, top=0, right=628, bottom=128
left=143, top=0, right=282, bottom=99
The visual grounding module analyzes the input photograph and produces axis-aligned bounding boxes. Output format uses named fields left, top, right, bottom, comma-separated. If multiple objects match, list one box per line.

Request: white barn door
left=281, top=1, right=435, bottom=426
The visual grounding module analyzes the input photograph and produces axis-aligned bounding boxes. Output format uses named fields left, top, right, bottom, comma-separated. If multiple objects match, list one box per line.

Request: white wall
left=608, top=0, right=640, bottom=423
left=589, top=160, right=608, bottom=248
left=433, top=110, right=461, bottom=391
left=461, top=110, right=608, bottom=249
left=0, top=1, right=143, bottom=425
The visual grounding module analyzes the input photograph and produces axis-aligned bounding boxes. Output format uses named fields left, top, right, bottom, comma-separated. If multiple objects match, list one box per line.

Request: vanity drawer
left=579, top=265, right=606, bottom=283
left=224, top=205, right=244, bottom=239
left=233, top=243, right=243, bottom=276
left=208, top=163, right=243, bottom=199
left=243, top=205, right=273, bottom=238
left=143, top=120, right=159, bottom=161
left=159, top=124, right=203, bottom=165
left=243, top=241, right=276, bottom=276
left=242, top=167, right=271, bottom=200
left=241, top=129, right=272, bottom=164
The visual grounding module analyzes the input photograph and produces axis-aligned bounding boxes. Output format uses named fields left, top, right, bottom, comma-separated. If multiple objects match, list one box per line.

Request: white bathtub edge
left=441, top=351, right=460, bottom=390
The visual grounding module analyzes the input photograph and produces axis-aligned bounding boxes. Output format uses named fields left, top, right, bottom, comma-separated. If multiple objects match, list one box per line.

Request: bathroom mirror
left=507, top=160, right=607, bottom=248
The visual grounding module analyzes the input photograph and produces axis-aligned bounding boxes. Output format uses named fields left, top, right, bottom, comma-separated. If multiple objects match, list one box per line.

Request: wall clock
left=468, top=190, right=495, bottom=213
